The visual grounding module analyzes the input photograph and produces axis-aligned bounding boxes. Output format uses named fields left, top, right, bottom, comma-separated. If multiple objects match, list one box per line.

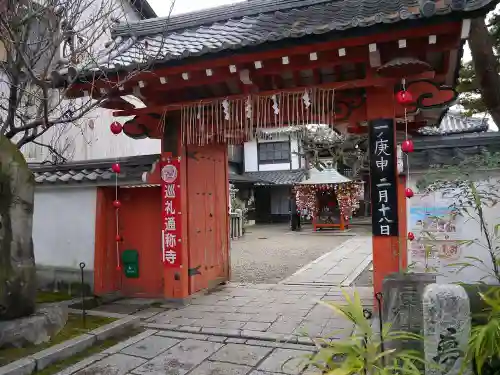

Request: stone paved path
left=280, top=237, right=372, bottom=287
left=58, top=236, right=374, bottom=375
left=61, top=329, right=320, bottom=375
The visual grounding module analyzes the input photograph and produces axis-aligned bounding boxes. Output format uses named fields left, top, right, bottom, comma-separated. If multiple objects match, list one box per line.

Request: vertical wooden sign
left=369, top=119, right=399, bottom=236
left=161, top=153, right=182, bottom=267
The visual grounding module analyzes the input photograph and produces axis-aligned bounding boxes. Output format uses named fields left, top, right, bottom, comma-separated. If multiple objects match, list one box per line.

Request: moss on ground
left=36, top=328, right=143, bottom=375
left=0, top=314, right=116, bottom=366
left=36, top=291, right=73, bottom=304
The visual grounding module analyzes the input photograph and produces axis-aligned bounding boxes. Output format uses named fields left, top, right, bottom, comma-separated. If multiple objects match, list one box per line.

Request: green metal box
left=121, top=249, right=139, bottom=278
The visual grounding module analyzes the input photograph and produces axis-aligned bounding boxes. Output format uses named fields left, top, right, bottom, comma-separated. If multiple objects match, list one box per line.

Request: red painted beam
left=113, top=71, right=441, bottom=117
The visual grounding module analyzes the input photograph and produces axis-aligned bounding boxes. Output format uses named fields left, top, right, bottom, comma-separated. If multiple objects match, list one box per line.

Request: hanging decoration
left=401, top=139, right=414, bottom=153
left=396, top=90, right=413, bottom=107
left=397, top=78, right=417, bottom=247
left=111, top=159, right=121, bottom=270
left=112, top=163, right=121, bottom=173
left=294, top=182, right=361, bottom=219
left=110, top=121, right=123, bottom=135
left=179, top=88, right=339, bottom=146
left=405, top=188, right=414, bottom=198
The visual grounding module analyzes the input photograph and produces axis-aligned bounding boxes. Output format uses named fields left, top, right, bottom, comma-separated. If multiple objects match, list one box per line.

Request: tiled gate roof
left=84, top=0, right=495, bottom=72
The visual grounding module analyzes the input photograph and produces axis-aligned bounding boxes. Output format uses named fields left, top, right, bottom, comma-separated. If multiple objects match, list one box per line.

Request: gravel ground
left=230, top=224, right=351, bottom=284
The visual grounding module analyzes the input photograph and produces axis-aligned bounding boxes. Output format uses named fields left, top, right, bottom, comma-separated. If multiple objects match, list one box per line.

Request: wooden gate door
left=187, top=145, right=229, bottom=293
left=117, top=187, right=164, bottom=297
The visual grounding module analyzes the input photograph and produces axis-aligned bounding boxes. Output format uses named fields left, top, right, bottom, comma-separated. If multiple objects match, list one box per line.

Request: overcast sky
left=148, top=0, right=243, bottom=16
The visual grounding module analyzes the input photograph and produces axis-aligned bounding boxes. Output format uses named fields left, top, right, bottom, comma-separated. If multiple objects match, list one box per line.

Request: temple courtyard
left=53, top=229, right=373, bottom=375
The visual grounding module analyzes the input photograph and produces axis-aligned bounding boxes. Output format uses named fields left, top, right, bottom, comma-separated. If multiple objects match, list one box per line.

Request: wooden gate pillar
left=366, top=87, right=408, bottom=296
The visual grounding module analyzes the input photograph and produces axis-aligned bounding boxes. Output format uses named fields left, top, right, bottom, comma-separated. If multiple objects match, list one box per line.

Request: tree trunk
left=0, top=135, right=36, bottom=320
left=469, top=17, right=500, bottom=127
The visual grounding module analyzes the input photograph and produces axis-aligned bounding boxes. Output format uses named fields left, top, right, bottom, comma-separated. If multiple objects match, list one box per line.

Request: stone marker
left=423, top=284, right=472, bottom=375
left=0, top=135, right=37, bottom=321
left=382, top=272, right=436, bottom=354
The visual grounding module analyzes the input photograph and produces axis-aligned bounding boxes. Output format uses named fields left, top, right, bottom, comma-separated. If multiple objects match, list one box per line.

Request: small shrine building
left=67, top=0, right=495, bottom=301
left=295, top=167, right=362, bottom=231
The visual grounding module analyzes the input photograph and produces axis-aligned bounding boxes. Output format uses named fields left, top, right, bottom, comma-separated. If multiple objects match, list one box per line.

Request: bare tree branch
left=1, top=0, right=177, bottom=162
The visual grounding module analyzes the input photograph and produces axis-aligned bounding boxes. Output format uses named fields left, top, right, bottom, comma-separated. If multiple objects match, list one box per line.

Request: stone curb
left=154, top=329, right=317, bottom=350
left=340, top=253, right=372, bottom=287
left=0, top=316, right=140, bottom=375
left=67, top=308, right=129, bottom=320
left=141, top=322, right=316, bottom=346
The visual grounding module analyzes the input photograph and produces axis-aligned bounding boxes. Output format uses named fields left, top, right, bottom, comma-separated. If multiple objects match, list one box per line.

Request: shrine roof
left=419, top=111, right=489, bottom=136
left=86, top=0, right=494, bottom=72
left=298, top=167, right=351, bottom=185
left=243, top=170, right=307, bottom=186
left=410, top=132, right=500, bottom=169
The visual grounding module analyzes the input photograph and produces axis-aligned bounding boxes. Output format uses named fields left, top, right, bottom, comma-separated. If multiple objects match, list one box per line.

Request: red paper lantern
left=113, top=200, right=121, bottom=208
left=396, top=90, right=413, bottom=106
left=408, top=232, right=415, bottom=241
left=110, top=121, right=123, bottom=135
left=115, top=234, right=122, bottom=242
left=111, top=163, right=121, bottom=173
left=405, top=188, right=414, bottom=198
left=401, top=140, right=414, bottom=153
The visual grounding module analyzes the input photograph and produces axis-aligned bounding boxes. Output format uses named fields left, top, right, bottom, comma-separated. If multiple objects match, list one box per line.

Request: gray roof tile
left=243, top=170, right=307, bottom=185
left=419, top=111, right=489, bottom=136
left=30, top=154, right=160, bottom=186
left=84, top=0, right=494, bottom=72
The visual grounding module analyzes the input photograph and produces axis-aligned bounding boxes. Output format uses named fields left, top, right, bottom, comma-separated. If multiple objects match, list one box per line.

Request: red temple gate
left=68, top=0, right=494, bottom=301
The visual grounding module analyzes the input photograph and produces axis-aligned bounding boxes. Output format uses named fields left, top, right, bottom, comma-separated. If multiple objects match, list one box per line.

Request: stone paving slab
left=145, top=283, right=372, bottom=342
left=57, top=330, right=319, bottom=375
left=280, top=236, right=372, bottom=287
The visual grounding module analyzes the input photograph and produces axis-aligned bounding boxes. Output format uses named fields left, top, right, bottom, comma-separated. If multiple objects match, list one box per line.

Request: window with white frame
left=258, top=141, right=291, bottom=164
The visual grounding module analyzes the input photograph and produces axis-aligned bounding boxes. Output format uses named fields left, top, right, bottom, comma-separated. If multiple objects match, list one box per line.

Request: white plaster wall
left=244, top=141, right=258, bottom=172
left=243, top=134, right=301, bottom=172
left=33, top=187, right=97, bottom=270
left=407, top=170, right=500, bottom=284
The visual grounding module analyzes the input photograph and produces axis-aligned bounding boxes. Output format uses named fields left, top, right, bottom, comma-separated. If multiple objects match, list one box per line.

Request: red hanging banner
left=161, top=153, right=182, bottom=268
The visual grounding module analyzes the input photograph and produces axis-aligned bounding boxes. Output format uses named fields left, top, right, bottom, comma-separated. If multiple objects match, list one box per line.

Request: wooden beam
left=113, top=72, right=442, bottom=117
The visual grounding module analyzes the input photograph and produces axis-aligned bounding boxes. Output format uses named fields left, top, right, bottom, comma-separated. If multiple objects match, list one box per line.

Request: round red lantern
left=115, top=234, right=122, bottom=242
left=396, top=90, right=413, bottom=106
left=401, top=140, right=414, bottom=153
left=408, top=232, right=415, bottom=241
left=110, top=121, right=123, bottom=135
left=113, top=200, right=121, bottom=208
left=111, top=163, right=121, bottom=173
left=405, top=188, right=414, bottom=198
